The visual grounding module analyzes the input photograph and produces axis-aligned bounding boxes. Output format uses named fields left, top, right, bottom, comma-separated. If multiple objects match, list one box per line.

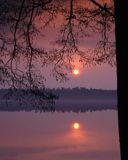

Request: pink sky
left=44, top=64, right=117, bottom=89
left=1, top=0, right=115, bottom=90
left=35, top=25, right=116, bottom=89
left=34, top=6, right=116, bottom=90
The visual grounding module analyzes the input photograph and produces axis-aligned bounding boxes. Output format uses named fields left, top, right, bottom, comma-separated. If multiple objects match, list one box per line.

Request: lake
left=0, top=109, right=120, bottom=160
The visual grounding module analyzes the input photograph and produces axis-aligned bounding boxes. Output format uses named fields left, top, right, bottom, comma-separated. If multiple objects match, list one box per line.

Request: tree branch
left=13, top=0, right=26, bottom=58
left=89, top=0, right=115, bottom=18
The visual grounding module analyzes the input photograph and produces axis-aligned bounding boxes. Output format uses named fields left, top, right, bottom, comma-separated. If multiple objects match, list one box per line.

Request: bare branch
left=0, top=0, right=115, bottom=107
left=13, top=0, right=26, bottom=58
left=89, top=0, right=115, bottom=18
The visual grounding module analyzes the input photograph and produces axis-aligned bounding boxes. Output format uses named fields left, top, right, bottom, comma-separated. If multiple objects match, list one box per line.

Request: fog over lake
left=0, top=88, right=120, bottom=160
left=0, top=110, right=120, bottom=160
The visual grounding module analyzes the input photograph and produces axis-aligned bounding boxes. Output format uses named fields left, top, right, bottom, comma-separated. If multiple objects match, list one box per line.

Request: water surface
left=0, top=110, right=120, bottom=160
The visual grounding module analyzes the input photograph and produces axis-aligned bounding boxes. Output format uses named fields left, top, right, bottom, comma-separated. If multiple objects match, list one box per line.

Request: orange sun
left=73, top=69, right=80, bottom=75
left=73, top=122, right=80, bottom=129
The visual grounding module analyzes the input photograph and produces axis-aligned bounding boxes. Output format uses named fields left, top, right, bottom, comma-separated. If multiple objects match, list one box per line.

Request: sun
left=73, top=69, right=80, bottom=75
left=73, top=122, right=80, bottom=129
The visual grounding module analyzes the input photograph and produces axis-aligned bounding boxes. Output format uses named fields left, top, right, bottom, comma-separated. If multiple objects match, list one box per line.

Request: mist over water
left=0, top=88, right=120, bottom=160
left=0, top=109, right=120, bottom=160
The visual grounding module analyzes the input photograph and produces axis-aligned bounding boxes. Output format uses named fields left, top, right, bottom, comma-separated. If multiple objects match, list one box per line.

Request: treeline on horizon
left=0, top=87, right=117, bottom=99
left=48, top=87, right=117, bottom=99
left=0, top=87, right=117, bottom=112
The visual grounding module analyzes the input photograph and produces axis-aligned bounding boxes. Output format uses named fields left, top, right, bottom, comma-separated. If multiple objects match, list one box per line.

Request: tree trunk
left=114, top=0, right=128, bottom=159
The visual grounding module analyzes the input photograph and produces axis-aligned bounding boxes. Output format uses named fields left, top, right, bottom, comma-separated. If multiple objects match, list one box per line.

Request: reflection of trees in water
left=56, top=106, right=117, bottom=113
left=0, top=98, right=117, bottom=113
left=55, top=99, right=117, bottom=113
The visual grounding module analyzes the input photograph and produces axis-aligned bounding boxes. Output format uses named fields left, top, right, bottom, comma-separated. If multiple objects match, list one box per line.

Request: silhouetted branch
left=13, top=0, right=26, bottom=58
left=0, top=0, right=115, bottom=107
left=89, top=0, right=114, bottom=18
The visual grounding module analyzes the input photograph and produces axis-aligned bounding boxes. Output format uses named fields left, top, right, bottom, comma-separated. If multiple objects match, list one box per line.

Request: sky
left=0, top=0, right=116, bottom=90
left=37, top=24, right=116, bottom=90
left=44, top=63, right=117, bottom=89
left=35, top=1, right=116, bottom=90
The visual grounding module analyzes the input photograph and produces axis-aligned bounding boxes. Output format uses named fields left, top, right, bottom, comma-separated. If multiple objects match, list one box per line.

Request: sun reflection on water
left=68, top=121, right=87, bottom=143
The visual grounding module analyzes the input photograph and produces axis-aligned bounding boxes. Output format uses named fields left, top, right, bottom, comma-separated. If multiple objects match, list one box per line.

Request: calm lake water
left=0, top=110, right=120, bottom=160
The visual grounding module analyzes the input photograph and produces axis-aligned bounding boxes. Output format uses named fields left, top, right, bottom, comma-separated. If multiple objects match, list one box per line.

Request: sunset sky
left=38, top=24, right=116, bottom=90
left=45, top=64, right=117, bottom=89
left=0, top=0, right=116, bottom=90
left=34, top=0, right=116, bottom=90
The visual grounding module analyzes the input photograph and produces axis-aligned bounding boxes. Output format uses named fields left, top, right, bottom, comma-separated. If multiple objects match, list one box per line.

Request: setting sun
left=73, top=69, right=80, bottom=75
left=73, top=122, right=80, bottom=129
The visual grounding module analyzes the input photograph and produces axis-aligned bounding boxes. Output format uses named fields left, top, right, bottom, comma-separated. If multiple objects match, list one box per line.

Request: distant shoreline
left=0, top=88, right=117, bottom=113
